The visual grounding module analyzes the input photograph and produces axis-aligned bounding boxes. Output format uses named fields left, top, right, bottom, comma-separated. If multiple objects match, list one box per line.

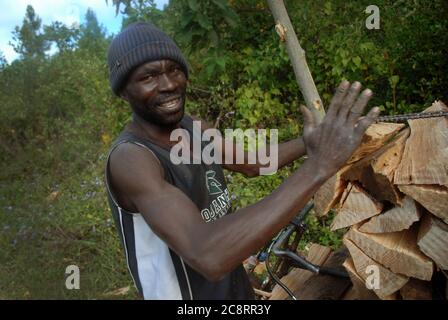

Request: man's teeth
left=159, top=98, right=180, bottom=108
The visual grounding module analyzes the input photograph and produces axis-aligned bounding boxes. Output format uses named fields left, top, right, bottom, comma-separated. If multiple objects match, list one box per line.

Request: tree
left=78, top=9, right=108, bottom=53
left=110, top=0, right=239, bottom=52
left=10, top=5, right=50, bottom=59
left=0, top=51, right=7, bottom=70
left=120, top=0, right=165, bottom=29
left=44, top=21, right=80, bottom=52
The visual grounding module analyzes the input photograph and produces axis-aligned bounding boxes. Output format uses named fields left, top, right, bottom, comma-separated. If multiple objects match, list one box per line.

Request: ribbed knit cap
left=107, top=22, right=189, bottom=95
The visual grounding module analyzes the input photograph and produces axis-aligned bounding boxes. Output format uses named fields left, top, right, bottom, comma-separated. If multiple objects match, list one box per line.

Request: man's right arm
left=109, top=143, right=329, bottom=281
left=109, top=81, right=380, bottom=281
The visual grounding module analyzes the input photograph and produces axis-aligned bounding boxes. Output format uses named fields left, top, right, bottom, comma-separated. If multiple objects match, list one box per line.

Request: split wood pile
left=313, top=100, right=448, bottom=300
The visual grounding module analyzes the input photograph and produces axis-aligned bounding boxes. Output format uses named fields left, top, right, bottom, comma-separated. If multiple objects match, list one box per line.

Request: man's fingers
left=338, top=81, right=362, bottom=119
left=347, top=89, right=373, bottom=123
left=326, top=80, right=350, bottom=119
left=300, top=105, right=317, bottom=136
left=354, top=106, right=380, bottom=136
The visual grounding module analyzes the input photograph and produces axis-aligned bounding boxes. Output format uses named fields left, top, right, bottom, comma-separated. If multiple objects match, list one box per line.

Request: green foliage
left=44, top=22, right=80, bottom=52
left=78, top=9, right=109, bottom=54
left=10, top=5, right=51, bottom=59
left=234, top=81, right=286, bottom=127
left=301, top=211, right=346, bottom=250
left=173, top=0, right=239, bottom=51
left=121, top=0, right=166, bottom=28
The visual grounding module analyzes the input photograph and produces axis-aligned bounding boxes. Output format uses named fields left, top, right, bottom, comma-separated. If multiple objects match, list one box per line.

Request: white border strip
left=180, top=258, right=193, bottom=300
left=118, top=207, right=139, bottom=293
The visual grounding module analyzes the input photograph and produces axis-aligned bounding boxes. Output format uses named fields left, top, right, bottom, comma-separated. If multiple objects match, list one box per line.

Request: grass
left=0, top=140, right=139, bottom=299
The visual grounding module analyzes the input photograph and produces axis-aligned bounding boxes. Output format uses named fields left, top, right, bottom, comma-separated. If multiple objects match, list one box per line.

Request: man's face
left=121, top=59, right=187, bottom=126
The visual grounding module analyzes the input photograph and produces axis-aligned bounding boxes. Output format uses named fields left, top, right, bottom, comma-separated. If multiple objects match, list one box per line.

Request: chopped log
left=295, top=246, right=352, bottom=300
left=347, top=122, right=405, bottom=164
left=339, top=181, right=353, bottom=207
left=269, top=243, right=332, bottom=300
left=359, top=196, right=421, bottom=233
left=398, top=184, right=448, bottom=224
left=394, top=101, right=448, bottom=186
left=371, top=128, right=409, bottom=182
left=343, top=238, right=408, bottom=299
left=314, top=166, right=350, bottom=217
left=331, top=183, right=383, bottom=231
left=342, top=258, right=380, bottom=300
left=399, top=278, right=433, bottom=300
left=346, top=224, right=434, bottom=280
left=343, top=129, right=409, bottom=205
left=314, top=123, right=405, bottom=217
left=417, top=214, right=448, bottom=270
left=253, top=288, right=272, bottom=299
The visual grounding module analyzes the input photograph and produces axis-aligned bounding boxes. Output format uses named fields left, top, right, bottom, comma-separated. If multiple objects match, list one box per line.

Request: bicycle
left=250, top=201, right=349, bottom=300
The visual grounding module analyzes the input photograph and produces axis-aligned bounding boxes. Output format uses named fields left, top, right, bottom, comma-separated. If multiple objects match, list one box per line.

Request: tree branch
left=267, top=0, right=325, bottom=122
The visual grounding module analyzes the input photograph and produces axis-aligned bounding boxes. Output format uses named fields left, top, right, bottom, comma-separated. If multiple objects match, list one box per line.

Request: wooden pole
left=267, top=0, right=325, bottom=122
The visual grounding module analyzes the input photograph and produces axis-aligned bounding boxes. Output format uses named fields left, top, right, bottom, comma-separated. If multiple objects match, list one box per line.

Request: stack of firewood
left=314, top=100, right=448, bottom=300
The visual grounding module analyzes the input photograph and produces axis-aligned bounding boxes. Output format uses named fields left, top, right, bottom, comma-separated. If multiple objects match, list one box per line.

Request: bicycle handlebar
left=264, top=201, right=349, bottom=299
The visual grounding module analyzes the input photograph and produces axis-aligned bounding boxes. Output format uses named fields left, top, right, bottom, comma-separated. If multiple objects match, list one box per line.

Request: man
left=105, top=22, right=379, bottom=300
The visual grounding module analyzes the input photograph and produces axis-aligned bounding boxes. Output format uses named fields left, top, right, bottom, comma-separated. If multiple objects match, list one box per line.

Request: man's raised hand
left=300, top=80, right=380, bottom=177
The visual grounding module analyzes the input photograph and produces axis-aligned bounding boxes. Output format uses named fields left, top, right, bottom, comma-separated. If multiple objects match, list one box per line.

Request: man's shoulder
left=107, top=125, right=163, bottom=175
left=110, top=139, right=160, bottom=166
left=108, top=141, right=165, bottom=189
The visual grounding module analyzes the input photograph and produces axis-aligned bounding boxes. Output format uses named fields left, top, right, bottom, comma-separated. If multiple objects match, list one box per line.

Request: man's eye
left=141, top=74, right=155, bottom=81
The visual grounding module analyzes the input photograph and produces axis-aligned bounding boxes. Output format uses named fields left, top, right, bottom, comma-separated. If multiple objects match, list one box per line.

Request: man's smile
left=155, top=96, right=183, bottom=113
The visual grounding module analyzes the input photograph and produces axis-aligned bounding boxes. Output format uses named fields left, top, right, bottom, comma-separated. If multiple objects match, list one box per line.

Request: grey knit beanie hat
left=107, top=22, right=189, bottom=95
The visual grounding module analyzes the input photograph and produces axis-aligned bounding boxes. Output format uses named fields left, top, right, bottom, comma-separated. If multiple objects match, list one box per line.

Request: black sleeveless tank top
left=105, top=114, right=255, bottom=300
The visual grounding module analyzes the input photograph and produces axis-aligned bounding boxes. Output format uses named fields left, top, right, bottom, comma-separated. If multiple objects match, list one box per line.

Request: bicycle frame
left=258, top=201, right=349, bottom=300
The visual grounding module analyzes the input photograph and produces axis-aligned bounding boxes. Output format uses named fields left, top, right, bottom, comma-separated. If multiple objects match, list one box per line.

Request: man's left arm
left=190, top=115, right=306, bottom=177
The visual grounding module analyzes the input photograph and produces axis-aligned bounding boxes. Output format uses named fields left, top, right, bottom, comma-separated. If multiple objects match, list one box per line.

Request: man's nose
left=158, top=73, right=177, bottom=92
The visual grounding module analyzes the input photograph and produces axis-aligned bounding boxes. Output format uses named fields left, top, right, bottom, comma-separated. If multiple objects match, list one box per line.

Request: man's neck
left=128, top=113, right=182, bottom=147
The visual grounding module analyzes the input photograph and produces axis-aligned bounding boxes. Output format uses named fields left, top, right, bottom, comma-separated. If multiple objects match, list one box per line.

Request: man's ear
left=120, top=88, right=129, bottom=102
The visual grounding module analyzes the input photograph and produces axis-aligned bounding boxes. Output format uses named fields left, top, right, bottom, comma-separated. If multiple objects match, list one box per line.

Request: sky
left=0, top=0, right=169, bottom=63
